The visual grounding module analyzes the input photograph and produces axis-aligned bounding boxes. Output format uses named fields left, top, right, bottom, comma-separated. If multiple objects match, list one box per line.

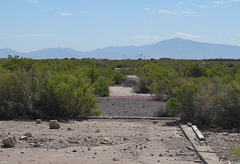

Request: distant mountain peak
left=0, top=38, right=240, bottom=59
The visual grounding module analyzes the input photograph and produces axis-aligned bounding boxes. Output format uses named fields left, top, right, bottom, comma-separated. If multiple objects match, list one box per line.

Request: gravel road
left=98, top=86, right=167, bottom=117
left=98, top=97, right=166, bottom=117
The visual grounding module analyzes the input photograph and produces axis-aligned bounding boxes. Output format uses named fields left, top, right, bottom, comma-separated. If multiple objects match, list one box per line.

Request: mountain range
left=0, top=38, right=240, bottom=59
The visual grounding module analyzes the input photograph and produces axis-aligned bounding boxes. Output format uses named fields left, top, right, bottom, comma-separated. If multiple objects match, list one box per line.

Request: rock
left=153, top=121, right=158, bottom=124
left=36, top=119, right=42, bottom=124
left=2, top=137, right=17, bottom=147
left=186, top=146, right=195, bottom=151
left=222, top=132, right=228, bottom=136
left=49, top=120, right=60, bottom=129
left=24, top=133, right=32, bottom=137
left=113, top=157, right=119, bottom=161
left=101, top=137, right=111, bottom=144
left=67, top=127, right=72, bottom=131
left=146, top=138, right=150, bottom=141
left=159, top=153, right=163, bottom=157
left=187, top=122, right=192, bottom=127
left=29, top=143, right=40, bottom=147
left=194, top=160, right=202, bottom=163
left=72, top=150, right=77, bottom=152
left=103, top=137, right=110, bottom=142
left=101, top=140, right=108, bottom=144
left=20, top=136, right=28, bottom=141
left=123, top=137, right=130, bottom=141
left=95, top=129, right=100, bottom=133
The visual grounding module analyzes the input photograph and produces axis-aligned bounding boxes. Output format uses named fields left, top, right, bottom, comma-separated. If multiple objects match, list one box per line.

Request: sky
left=1, top=0, right=240, bottom=52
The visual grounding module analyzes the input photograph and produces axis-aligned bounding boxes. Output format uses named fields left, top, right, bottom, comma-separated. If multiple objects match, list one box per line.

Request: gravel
left=97, top=97, right=166, bottom=117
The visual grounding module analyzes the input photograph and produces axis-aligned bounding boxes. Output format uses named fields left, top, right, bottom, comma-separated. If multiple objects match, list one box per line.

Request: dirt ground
left=202, top=129, right=240, bottom=163
left=0, top=119, right=202, bottom=164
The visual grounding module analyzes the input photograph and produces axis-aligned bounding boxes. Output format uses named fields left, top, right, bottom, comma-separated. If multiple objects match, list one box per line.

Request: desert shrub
left=147, top=73, right=177, bottom=101
left=133, top=77, right=152, bottom=93
left=0, top=66, right=99, bottom=118
left=40, top=73, right=97, bottom=117
left=232, top=147, right=240, bottom=157
left=167, top=77, right=240, bottom=126
left=167, top=78, right=198, bottom=118
left=217, top=80, right=240, bottom=127
left=93, top=109, right=103, bottom=116
left=111, top=70, right=126, bottom=85
left=0, top=70, right=35, bottom=118
left=122, top=75, right=139, bottom=87
left=93, top=76, right=111, bottom=97
left=186, top=62, right=207, bottom=78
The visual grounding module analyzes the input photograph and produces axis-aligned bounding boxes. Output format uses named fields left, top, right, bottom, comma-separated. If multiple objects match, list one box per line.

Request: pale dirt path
left=109, top=86, right=152, bottom=97
left=0, top=120, right=201, bottom=164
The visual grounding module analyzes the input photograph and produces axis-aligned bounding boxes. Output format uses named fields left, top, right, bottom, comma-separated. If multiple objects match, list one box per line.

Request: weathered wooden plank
left=192, top=125, right=205, bottom=141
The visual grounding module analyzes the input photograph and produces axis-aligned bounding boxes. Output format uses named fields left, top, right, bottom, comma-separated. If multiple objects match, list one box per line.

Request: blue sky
left=1, top=0, right=240, bottom=52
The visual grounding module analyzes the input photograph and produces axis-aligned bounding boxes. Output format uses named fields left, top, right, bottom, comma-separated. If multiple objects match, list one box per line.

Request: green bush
left=93, top=76, right=110, bottom=97
left=112, top=70, right=126, bottom=85
left=167, top=77, right=240, bottom=126
left=167, top=78, right=198, bottom=119
left=133, top=77, right=152, bottom=93
left=186, top=62, right=207, bottom=78
left=40, top=74, right=97, bottom=117
left=0, top=70, right=35, bottom=117
left=232, top=147, right=240, bottom=157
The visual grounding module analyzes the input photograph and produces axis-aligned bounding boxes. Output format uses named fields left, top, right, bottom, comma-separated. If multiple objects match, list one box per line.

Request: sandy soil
left=202, top=130, right=240, bottom=163
left=0, top=119, right=202, bottom=164
left=109, top=86, right=152, bottom=97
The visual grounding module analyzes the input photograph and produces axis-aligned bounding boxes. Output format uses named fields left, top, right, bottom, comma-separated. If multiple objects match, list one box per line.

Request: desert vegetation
left=0, top=56, right=239, bottom=128
left=0, top=56, right=125, bottom=118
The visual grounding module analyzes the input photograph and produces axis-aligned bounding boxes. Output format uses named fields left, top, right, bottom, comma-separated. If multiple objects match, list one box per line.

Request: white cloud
left=144, top=8, right=151, bottom=11
left=144, top=8, right=153, bottom=13
left=59, top=12, right=72, bottom=16
left=177, top=2, right=184, bottom=4
left=12, top=34, right=51, bottom=38
left=169, top=32, right=202, bottom=39
left=158, top=9, right=176, bottom=15
left=181, top=11, right=195, bottom=14
left=26, top=0, right=38, bottom=4
left=153, top=36, right=162, bottom=40
left=231, top=34, right=240, bottom=40
left=197, top=5, right=209, bottom=8
left=214, top=1, right=224, bottom=4
left=133, top=35, right=150, bottom=39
